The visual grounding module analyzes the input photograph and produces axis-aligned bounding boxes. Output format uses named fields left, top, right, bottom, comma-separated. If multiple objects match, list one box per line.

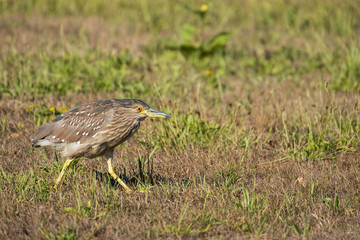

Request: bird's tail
left=32, top=139, right=52, bottom=148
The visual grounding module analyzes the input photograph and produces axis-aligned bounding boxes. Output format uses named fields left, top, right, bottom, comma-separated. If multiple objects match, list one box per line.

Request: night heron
left=32, top=99, right=173, bottom=193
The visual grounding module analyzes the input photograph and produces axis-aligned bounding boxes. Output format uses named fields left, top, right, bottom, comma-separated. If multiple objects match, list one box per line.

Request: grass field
left=1, top=0, right=360, bottom=239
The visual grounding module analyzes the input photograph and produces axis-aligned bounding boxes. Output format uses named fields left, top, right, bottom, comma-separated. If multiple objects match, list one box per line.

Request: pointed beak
left=143, top=108, right=173, bottom=118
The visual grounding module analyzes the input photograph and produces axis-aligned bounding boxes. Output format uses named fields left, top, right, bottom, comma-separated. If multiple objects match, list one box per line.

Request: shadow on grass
left=93, top=169, right=240, bottom=191
left=93, top=169, right=194, bottom=189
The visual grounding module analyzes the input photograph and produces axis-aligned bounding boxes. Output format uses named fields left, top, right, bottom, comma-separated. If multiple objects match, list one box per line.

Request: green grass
left=1, top=0, right=360, bottom=239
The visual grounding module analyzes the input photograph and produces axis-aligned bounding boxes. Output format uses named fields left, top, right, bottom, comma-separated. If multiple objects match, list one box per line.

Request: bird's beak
left=143, top=108, right=173, bottom=118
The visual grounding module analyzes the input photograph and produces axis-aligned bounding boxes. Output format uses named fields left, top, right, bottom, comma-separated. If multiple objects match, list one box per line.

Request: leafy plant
left=166, top=4, right=233, bottom=58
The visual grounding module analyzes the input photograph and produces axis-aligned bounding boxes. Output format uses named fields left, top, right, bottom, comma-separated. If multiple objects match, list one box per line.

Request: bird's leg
left=106, top=151, right=133, bottom=193
left=54, top=158, right=74, bottom=190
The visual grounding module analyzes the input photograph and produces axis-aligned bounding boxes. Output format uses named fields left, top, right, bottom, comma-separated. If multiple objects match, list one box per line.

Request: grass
left=1, top=0, right=360, bottom=239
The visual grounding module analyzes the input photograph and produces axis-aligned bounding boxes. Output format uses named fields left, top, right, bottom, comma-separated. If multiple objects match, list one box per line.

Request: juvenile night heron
left=32, top=99, right=173, bottom=193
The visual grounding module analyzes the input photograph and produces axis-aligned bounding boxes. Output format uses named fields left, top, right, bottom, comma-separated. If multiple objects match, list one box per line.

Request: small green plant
left=166, top=3, right=233, bottom=58
left=232, top=187, right=268, bottom=235
left=40, top=225, right=78, bottom=240
left=286, top=219, right=311, bottom=236
left=322, top=193, right=355, bottom=215
left=216, top=169, right=241, bottom=192
left=64, top=193, right=107, bottom=219
left=0, top=116, right=7, bottom=137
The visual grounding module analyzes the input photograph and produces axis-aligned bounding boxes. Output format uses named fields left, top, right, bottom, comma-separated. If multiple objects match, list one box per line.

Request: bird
left=31, top=99, right=173, bottom=193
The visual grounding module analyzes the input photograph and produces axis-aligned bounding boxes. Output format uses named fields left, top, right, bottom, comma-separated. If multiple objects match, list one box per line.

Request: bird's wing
left=32, top=100, right=114, bottom=145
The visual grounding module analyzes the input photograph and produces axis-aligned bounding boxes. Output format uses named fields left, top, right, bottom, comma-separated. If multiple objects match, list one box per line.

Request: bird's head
left=117, top=99, right=173, bottom=121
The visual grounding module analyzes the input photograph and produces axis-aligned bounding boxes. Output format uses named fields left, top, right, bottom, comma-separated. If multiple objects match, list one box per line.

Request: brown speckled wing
left=32, top=100, right=114, bottom=145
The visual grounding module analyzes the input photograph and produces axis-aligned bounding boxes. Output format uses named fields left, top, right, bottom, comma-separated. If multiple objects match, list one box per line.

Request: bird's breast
left=84, top=120, right=140, bottom=156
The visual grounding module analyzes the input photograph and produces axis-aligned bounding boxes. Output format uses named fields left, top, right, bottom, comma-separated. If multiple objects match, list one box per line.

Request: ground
left=0, top=0, right=360, bottom=239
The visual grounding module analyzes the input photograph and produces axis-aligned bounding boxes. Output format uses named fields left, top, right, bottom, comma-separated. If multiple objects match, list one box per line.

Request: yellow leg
left=54, top=158, right=74, bottom=190
left=106, top=151, right=133, bottom=193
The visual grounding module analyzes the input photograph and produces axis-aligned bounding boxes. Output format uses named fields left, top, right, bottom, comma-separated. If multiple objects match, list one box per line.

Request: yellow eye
left=136, top=106, right=143, bottom=112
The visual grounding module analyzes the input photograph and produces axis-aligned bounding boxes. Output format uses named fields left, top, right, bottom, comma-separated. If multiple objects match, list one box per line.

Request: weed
left=165, top=3, right=233, bottom=58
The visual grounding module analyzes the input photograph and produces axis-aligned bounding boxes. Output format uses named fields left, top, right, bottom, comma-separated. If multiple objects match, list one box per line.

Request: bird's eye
left=136, top=106, right=143, bottom=112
